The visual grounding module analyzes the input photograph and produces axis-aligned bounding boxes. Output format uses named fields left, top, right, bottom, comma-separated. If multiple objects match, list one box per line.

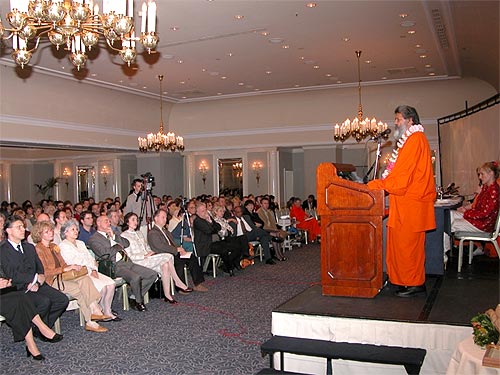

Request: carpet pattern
left=0, top=244, right=321, bottom=374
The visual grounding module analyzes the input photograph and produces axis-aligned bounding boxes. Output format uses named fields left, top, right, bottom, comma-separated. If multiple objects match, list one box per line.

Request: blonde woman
left=32, top=221, right=110, bottom=333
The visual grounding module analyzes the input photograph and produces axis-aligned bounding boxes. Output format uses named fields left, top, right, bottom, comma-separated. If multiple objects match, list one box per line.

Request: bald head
left=36, top=213, right=50, bottom=222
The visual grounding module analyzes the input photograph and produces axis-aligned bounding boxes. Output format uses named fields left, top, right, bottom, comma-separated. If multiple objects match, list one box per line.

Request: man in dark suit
left=147, top=209, right=208, bottom=292
left=231, top=206, right=274, bottom=264
left=302, top=194, right=317, bottom=211
left=88, top=215, right=157, bottom=312
left=0, top=215, right=68, bottom=329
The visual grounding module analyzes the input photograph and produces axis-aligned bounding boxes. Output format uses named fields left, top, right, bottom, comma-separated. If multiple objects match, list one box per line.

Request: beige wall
left=1, top=64, right=496, bottom=152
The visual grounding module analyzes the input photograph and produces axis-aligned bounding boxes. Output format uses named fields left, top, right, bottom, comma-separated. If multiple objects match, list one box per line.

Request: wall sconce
left=100, top=165, right=110, bottom=189
left=62, top=167, right=71, bottom=190
left=199, top=160, right=209, bottom=187
left=252, top=161, right=263, bottom=186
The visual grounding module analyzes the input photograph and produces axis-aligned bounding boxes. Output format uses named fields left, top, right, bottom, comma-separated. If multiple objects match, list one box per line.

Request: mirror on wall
left=77, top=166, right=95, bottom=202
left=218, top=158, right=243, bottom=198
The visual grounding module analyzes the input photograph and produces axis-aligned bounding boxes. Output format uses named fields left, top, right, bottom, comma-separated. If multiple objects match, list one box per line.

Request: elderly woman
left=32, top=221, right=110, bottom=333
left=121, top=212, right=192, bottom=305
left=58, top=219, right=119, bottom=321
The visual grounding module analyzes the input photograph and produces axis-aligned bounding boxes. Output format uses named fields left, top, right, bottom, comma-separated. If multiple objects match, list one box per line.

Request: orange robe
left=368, top=132, right=436, bottom=287
left=290, top=205, right=321, bottom=241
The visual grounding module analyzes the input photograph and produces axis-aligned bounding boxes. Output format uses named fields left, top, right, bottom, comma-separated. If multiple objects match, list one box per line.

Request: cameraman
left=124, top=179, right=143, bottom=216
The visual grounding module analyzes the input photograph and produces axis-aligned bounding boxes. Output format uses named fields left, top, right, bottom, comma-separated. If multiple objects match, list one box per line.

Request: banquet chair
left=455, top=210, right=500, bottom=272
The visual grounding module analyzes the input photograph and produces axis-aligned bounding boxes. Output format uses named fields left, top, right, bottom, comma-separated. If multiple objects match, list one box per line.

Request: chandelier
left=232, top=162, right=242, bottom=178
left=0, top=0, right=158, bottom=70
left=333, top=51, right=388, bottom=143
left=138, top=74, right=184, bottom=152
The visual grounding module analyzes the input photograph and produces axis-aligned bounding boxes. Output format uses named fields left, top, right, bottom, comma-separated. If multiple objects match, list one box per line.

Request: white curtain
left=440, top=104, right=500, bottom=197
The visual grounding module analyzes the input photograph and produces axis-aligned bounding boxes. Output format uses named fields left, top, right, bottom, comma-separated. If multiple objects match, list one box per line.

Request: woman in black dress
left=0, top=274, right=62, bottom=360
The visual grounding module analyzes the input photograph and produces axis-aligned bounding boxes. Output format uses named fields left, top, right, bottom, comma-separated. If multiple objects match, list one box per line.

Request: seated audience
left=193, top=202, right=239, bottom=276
left=0, top=276, right=63, bottom=361
left=0, top=216, right=69, bottom=330
left=77, top=210, right=96, bottom=245
left=121, top=212, right=192, bottom=304
left=290, top=198, right=321, bottom=242
left=52, top=209, right=68, bottom=245
left=212, top=204, right=244, bottom=268
left=89, top=216, right=157, bottom=312
left=445, top=161, right=500, bottom=256
left=302, top=194, right=317, bottom=211
left=167, top=201, right=195, bottom=253
left=32, top=221, right=110, bottom=333
left=148, top=209, right=208, bottom=292
left=59, top=219, right=120, bottom=321
left=257, top=197, right=287, bottom=261
left=242, top=200, right=264, bottom=228
left=231, top=205, right=274, bottom=264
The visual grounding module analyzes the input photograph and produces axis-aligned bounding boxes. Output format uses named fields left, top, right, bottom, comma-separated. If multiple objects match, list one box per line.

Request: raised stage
left=270, top=271, right=499, bottom=374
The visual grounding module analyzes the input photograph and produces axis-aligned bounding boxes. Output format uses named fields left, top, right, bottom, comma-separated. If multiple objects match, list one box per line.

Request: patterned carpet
left=0, top=244, right=321, bottom=375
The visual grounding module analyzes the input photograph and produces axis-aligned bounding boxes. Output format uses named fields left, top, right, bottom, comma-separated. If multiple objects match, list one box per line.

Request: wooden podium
left=316, top=163, right=385, bottom=298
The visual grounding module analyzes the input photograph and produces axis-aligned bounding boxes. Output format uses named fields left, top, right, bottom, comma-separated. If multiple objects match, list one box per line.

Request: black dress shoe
left=394, top=285, right=427, bottom=298
left=26, top=347, right=45, bottom=361
left=164, top=297, right=178, bottom=305
left=34, top=331, right=63, bottom=343
left=266, top=259, right=276, bottom=265
left=178, top=287, right=193, bottom=294
left=110, top=316, right=122, bottom=322
left=135, top=302, right=147, bottom=312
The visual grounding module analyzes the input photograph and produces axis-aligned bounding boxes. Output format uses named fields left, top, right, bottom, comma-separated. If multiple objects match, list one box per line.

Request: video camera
left=140, top=172, right=155, bottom=192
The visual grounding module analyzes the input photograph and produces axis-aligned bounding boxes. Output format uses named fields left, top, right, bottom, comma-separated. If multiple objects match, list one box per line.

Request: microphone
left=370, top=128, right=391, bottom=140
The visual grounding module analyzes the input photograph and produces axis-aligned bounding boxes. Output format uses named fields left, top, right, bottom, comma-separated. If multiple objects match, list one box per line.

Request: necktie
left=239, top=218, right=248, bottom=234
left=17, top=244, right=23, bottom=254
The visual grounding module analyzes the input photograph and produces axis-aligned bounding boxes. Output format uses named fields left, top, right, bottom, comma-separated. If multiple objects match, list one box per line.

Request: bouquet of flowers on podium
left=471, top=304, right=500, bottom=347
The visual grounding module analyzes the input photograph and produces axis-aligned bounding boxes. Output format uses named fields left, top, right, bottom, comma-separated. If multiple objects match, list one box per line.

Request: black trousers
left=174, top=254, right=205, bottom=286
left=210, top=240, right=241, bottom=271
left=0, top=290, right=38, bottom=342
left=26, top=283, right=69, bottom=329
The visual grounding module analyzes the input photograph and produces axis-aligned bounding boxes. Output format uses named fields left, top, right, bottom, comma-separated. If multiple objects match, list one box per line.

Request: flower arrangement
left=471, top=305, right=500, bottom=347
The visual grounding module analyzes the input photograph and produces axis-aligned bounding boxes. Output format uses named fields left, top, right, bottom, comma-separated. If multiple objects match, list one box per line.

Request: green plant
left=471, top=313, right=500, bottom=347
left=34, top=177, right=60, bottom=199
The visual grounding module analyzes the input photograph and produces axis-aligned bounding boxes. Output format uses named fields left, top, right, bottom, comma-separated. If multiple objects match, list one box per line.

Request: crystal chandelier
left=333, top=51, right=388, bottom=142
left=0, top=0, right=158, bottom=70
left=138, top=74, right=184, bottom=153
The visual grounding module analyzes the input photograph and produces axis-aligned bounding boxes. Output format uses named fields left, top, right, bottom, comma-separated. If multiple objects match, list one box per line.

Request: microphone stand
left=363, top=137, right=384, bottom=183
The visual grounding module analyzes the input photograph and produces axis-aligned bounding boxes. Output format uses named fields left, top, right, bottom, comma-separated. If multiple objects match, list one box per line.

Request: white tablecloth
left=446, top=336, right=500, bottom=375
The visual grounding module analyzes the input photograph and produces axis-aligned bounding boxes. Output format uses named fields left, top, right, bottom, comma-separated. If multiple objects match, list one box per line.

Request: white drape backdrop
left=440, top=104, right=500, bottom=197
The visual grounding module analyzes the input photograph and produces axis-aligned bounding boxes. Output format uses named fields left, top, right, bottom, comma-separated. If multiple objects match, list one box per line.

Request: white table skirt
left=271, top=312, right=471, bottom=375
left=446, top=336, right=500, bottom=375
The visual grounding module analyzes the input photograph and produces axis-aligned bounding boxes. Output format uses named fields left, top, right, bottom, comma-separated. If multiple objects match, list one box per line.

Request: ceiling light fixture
left=333, top=51, right=388, bottom=143
left=0, top=0, right=158, bottom=70
left=138, top=75, right=184, bottom=153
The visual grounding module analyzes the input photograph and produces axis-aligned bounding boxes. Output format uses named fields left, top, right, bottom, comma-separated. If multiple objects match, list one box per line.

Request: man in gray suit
left=148, top=209, right=208, bottom=292
left=88, top=215, right=157, bottom=312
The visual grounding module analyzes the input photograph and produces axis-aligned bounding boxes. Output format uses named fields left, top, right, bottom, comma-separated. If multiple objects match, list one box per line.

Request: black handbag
left=96, top=254, right=116, bottom=279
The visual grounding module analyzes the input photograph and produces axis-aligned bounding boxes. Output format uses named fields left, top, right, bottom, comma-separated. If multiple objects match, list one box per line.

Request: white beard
left=394, top=123, right=408, bottom=141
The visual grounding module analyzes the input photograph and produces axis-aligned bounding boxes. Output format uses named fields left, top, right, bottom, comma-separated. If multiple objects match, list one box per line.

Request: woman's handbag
left=54, top=266, right=88, bottom=291
left=96, top=254, right=116, bottom=279
left=61, top=266, right=88, bottom=281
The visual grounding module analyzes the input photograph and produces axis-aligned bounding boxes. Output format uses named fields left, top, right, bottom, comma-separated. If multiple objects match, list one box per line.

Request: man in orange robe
left=368, top=105, right=436, bottom=297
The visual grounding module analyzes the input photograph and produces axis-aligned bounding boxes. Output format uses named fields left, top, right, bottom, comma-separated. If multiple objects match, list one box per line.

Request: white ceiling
left=0, top=0, right=498, bottom=104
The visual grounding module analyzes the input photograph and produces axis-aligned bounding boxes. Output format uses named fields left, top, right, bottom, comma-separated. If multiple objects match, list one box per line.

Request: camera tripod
left=138, top=189, right=155, bottom=229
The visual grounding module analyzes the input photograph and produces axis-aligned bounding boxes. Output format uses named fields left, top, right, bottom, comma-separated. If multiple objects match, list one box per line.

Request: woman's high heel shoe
left=26, top=347, right=45, bottom=361
left=164, top=297, right=178, bottom=304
